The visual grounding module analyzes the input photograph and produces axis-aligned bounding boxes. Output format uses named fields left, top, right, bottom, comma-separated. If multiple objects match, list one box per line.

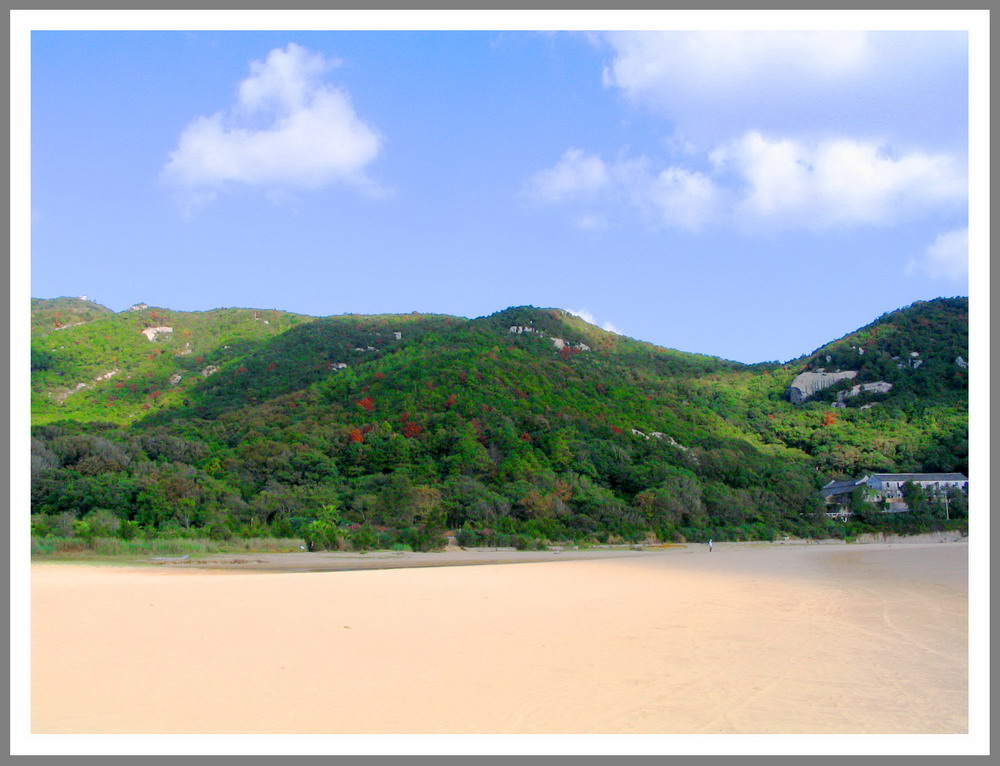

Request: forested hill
left=790, top=297, right=969, bottom=401
left=29, top=297, right=969, bottom=546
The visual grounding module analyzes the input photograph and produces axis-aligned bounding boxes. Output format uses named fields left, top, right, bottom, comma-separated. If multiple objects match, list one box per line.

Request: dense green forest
left=29, top=297, right=969, bottom=553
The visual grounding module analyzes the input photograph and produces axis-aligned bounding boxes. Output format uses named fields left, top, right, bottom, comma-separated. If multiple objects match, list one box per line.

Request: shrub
left=349, top=525, right=378, bottom=551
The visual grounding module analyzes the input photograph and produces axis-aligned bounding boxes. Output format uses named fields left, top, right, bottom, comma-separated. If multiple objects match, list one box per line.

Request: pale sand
left=31, top=542, right=967, bottom=734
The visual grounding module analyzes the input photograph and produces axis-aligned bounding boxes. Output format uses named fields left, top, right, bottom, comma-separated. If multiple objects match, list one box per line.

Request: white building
left=865, top=473, right=967, bottom=495
left=822, top=473, right=968, bottom=515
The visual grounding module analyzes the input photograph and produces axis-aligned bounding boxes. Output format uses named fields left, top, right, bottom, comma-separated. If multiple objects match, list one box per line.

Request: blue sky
left=29, top=27, right=972, bottom=364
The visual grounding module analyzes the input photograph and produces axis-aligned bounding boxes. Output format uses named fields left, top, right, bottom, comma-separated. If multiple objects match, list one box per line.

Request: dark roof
left=869, top=473, right=968, bottom=482
left=821, top=479, right=866, bottom=497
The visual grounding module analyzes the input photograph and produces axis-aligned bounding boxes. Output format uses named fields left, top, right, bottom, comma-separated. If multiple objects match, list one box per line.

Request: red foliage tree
left=821, top=411, right=838, bottom=426
left=559, top=346, right=581, bottom=361
left=348, top=428, right=364, bottom=443
left=445, top=394, right=457, bottom=408
left=357, top=396, right=375, bottom=412
left=402, top=421, right=423, bottom=438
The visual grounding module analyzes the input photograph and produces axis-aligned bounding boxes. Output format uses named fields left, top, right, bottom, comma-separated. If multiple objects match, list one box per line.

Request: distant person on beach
left=708, top=539, right=713, bottom=553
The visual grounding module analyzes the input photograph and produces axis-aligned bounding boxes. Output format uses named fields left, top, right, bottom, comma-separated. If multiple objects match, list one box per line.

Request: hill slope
left=28, top=298, right=969, bottom=547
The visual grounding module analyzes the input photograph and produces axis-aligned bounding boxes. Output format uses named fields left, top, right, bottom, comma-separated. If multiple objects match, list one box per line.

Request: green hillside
left=31, top=296, right=114, bottom=338
left=29, top=298, right=969, bottom=550
left=30, top=303, right=315, bottom=424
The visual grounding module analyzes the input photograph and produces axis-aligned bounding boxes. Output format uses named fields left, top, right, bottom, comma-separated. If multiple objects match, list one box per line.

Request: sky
left=27, top=24, right=974, bottom=364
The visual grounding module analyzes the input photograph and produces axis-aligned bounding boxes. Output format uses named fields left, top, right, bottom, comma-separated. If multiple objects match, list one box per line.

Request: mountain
left=28, top=298, right=969, bottom=548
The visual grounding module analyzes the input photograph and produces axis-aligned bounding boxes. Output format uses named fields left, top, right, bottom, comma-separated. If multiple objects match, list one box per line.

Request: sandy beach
left=31, top=541, right=968, bottom=734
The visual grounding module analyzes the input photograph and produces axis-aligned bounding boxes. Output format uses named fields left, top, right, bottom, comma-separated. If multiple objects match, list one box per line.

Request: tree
left=901, top=482, right=928, bottom=514
left=413, top=485, right=445, bottom=531
left=303, top=503, right=342, bottom=551
left=81, top=508, right=121, bottom=538
left=379, top=471, right=417, bottom=526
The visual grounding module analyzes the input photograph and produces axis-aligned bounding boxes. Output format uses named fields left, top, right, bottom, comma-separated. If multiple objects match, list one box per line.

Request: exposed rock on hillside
left=834, top=381, right=892, bottom=407
left=787, top=370, right=857, bottom=404
left=141, top=326, right=173, bottom=341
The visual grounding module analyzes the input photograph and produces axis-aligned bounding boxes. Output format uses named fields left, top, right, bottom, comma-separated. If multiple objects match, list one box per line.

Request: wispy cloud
left=908, top=227, right=969, bottom=282
left=161, top=43, right=384, bottom=209
left=527, top=149, right=610, bottom=203
left=568, top=308, right=622, bottom=335
left=527, top=151, right=720, bottom=231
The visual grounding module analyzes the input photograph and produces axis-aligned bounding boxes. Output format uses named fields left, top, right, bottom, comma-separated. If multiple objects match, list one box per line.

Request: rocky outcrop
left=634, top=431, right=689, bottom=451
left=507, top=326, right=591, bottom=354
left=836, top=381, right=892, bottom=402
left=787, top=370, right=857, bottom=404
left=52, top=381, right=88, bottom=403
left=141, top=326, right=173, bottom=341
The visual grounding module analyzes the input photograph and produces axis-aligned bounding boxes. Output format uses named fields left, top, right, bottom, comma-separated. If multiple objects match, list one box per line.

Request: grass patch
left=31, top=536, right=306, bottom=560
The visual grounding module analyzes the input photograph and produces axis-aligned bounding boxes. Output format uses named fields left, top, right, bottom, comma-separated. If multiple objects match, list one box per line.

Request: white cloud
left=603, top=31, right=869, bottom=100
left=568, top=308, right=622, bottom=335
left=162, top=44, right=383, bottom=206
left=641, top=166, right=721, bottom=231
left=596, top=31, right=968, bottom=150
left=527, top=151, right=719, bottom=231
left=527, top=149, right=610, bottom=203
left=601, top=321, right=623, bottom=335
left=528, top=133, right=966, bottom=233
left=908, top=228, right=969, bottom=281
left=711, top=132, right=967, bottom=231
